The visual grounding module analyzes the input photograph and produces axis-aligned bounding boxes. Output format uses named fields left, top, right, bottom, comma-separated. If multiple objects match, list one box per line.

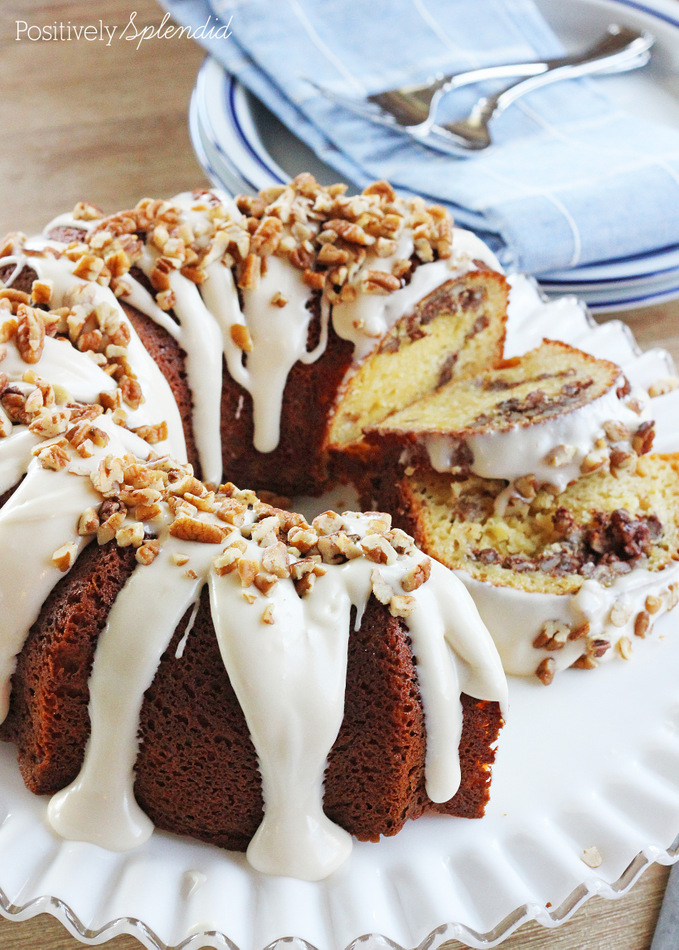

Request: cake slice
left=326, top=264, right=509, bottom=462
left=378, top=455, right=679, bottom=683
left=366, top=340, right=653, bottom=495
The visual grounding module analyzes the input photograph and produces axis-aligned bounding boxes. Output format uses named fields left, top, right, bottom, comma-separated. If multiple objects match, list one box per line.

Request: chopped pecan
left=581, top=846, right=603, bottom=868
left=169, top=516, right=226, bottom=544
left=370, top=568, right=393, bottom=605
left=312, top=510, right=343, bottom=536
left=610, top=601, right=632, bottom=627
left=214, top=548, right=240, bottom=575
left=591, top=639, right=611, bottom=658
left=287, top=525, right=319, bottom=554
left=52, top=542, right=78, bottom=573
left=360, top=534, right=397, bottom=565
left=389, top=594, right=416, bottom=618
left=362, top=270, right=401, bottom=294
left=132, top=421, right=168, bottom=444
left=78, top=507, right=100, bottom=535
left=237, top=557, right=259, bottom=587
left=648, top=376, right=679, bottom=398
left=634, top=610, right=651, bottom=638
left=31, top=279, right=53, bottom=306
left=15, top=303, right=45, bottom=364
left=136, top=538, right=160, bottom=565
left=237, top=253, right=261, bottom=289
left=631, top=420, right=655, bottom=455
left=36, top=441, right=70, bottom=471
left=120, top=375, right=143, bottom=410
left=603, top=419, right=630, bottom=443
left=261, top=541, right=290, bottom=578
left=230, top=323, right=253, bottom=353
left=401, top=557, right=431, bottom=592
left=116, top=522, right=145, bottom=548
left=535, top=657, right=555, bottom=685
left=533, top=619, right=570, bottom=650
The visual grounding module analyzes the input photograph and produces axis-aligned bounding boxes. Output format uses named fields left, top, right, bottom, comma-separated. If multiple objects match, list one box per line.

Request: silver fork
left=306, top=59, right=570, bottom=134
left=308, top=25, right=653, bottom=151
left=429, top=25, right=653, bottom=153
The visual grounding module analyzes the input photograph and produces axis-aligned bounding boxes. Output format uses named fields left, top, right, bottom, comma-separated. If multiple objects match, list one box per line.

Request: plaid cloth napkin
left=163, top=0, right=679, bottom=276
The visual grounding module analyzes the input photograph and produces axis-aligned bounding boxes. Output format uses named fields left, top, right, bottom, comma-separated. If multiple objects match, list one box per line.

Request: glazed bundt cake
left=5, top=175, right=508, bottom=495
left=2, top=167, right=675, bottom=887
left=374, top=457, right=679, bottom=684
left=0, top=220, right=507, bottom=880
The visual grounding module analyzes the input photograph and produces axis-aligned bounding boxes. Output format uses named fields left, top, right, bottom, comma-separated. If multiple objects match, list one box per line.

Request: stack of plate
left=188, top=0, right=679, bottom=312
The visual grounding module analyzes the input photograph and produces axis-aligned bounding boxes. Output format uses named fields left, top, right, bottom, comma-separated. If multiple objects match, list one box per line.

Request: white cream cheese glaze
left=0, top=252, right=186, bottom=463
left=458, top=562, right=679, bottom=678
left=422, top=377, right=650, bottom=493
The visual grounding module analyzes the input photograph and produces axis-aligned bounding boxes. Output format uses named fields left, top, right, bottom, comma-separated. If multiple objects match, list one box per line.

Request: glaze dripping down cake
left=4, top=175, right=508, bottom=495
left=366, top=339, right=652, bottom=494
left=0, top=236, right=506, bottom=879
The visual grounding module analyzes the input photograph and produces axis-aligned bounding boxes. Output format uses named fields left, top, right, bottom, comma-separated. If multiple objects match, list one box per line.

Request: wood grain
left=0, top=1, right=677, bottom=948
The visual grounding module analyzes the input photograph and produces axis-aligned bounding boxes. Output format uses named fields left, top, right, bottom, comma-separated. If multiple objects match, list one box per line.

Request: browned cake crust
left=0, top=542, right=501, bottom=848
left=124, top=296, right=355, bottom=496
left=0, top=540, right=139, bottom=793
left=218, top=302, right=354, bottom=498
left=122, top=301, right=203, bottom=477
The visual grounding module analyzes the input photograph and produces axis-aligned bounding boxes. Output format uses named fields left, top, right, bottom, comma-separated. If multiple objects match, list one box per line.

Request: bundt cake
left=2, top=168, right=676, bottom=886
left=365, top=339, right=653, bottom=495
left=4, top=174, right=509, bottom=495
left=374, top=457, right=679, bottom=684
left=0, top=250, right=506, bottom=879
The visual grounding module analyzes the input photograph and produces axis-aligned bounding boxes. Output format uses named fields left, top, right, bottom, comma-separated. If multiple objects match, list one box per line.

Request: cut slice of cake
left=376, top=456, right=679, bottom=684
left=326, top=262, right=509, bottom=466
left=366, top=340, right=654, bottom=495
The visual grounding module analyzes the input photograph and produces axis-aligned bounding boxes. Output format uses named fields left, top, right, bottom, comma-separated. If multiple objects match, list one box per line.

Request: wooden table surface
left=0, top=1, right=678, bottom=948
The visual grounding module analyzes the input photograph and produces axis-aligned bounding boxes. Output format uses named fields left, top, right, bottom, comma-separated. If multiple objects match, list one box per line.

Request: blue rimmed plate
left=187, top=0, right=679, bottom=310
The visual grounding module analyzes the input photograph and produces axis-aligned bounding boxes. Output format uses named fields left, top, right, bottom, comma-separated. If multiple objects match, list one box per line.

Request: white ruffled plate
left=0, top=275, right=679, bottom=949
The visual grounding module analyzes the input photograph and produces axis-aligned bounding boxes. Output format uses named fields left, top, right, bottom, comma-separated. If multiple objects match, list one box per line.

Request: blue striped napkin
left=162, top=0, right=679, bottom=276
